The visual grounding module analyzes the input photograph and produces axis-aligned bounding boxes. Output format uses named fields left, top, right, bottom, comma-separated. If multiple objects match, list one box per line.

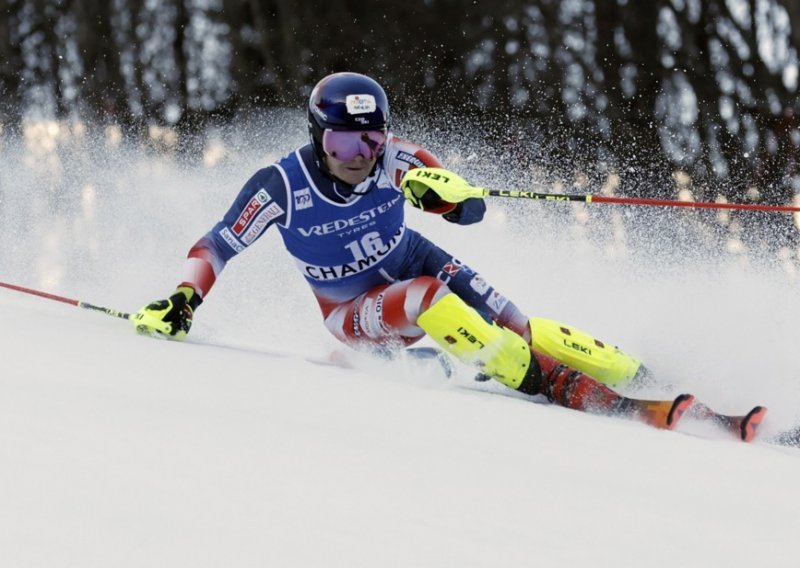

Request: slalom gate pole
left=483, top=189, right=800, bottom=213
left=0, top=281, right=131, bottom=320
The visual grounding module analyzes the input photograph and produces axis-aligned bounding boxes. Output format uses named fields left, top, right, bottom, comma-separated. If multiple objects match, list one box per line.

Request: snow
left=3, top=130, right=800, bottom=566
left=2, top=290, right=799, bottom=567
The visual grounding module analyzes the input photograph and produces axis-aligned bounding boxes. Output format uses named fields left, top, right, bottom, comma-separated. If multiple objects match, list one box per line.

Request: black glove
left=442, top=197, right=487, bottom=225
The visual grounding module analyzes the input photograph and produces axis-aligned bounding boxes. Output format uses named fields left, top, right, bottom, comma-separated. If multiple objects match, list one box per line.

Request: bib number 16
left=344, top=231, right=385, bottom=261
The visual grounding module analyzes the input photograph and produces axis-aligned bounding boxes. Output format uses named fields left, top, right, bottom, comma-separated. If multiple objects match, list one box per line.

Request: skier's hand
left=401, top=167, right=485, bottom=212
left=131, top=286, right=202, bottom=340
left=442, top=198, right=486, bottom=225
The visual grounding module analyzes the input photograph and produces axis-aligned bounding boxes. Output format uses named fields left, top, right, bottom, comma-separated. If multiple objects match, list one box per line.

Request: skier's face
left=325, top=153, right=377, bottom=186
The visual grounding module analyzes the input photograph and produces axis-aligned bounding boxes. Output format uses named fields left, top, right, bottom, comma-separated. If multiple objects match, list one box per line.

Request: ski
left=327, top=346, right=456, bottom=380
left=188, top=340, right=456, bottom=381
left=688, top=402, right=768, bottom=443
left=404, top=346, right=456, bottom=378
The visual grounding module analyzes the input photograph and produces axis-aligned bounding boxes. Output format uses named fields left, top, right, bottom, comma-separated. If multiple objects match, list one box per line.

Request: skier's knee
left=418, top=292, right=533, bottom=388
left=408, top=276, right=451, bottom=314
left=321, top=277, right=450, bottom=346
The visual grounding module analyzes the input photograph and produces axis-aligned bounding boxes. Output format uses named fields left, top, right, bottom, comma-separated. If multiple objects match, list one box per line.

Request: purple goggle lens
left=322, top=129, right=387, bottom=161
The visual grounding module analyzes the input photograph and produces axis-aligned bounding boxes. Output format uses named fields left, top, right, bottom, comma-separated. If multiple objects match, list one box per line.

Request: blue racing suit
left=179, top=135, right=529, bottom=344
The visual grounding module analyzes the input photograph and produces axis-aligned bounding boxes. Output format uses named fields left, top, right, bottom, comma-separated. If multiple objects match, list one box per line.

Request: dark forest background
left=1, top=0, right=800, bottom=214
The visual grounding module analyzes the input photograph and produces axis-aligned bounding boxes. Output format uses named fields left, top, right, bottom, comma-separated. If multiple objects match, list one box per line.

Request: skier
left=132, top=71, right=691, bottom=429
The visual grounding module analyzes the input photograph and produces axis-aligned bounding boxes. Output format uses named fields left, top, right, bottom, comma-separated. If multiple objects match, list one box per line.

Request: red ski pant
left=317, top=276, right=529, bottom=348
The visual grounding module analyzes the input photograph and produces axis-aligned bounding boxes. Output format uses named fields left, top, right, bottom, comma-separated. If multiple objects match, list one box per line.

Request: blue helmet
left=308, top=72, right=390, bottom=157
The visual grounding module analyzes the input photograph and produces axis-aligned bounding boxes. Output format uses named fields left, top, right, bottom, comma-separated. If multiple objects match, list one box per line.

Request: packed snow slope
left=2, top=116, right=800, bottom=566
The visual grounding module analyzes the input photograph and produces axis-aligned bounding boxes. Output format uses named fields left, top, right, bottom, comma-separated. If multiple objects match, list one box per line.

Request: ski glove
left=132, top=286, right=202, bottom=340
left=442, top=198, right=487, bottom=225
left=401, top=167, right=486, bottom=215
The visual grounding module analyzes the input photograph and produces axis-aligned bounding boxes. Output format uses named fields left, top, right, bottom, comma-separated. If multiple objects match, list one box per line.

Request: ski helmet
left=308, top=72, right=390, bottom=161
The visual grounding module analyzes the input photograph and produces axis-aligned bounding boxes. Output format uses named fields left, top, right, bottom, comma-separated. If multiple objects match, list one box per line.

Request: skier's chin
left=341, top=167, right=370, bottom=184
left=327, top=157, right=375, bottom=185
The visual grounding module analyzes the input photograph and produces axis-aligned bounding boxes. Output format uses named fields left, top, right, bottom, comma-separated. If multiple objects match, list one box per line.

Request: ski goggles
left=322, top=128, right=387, bottom=162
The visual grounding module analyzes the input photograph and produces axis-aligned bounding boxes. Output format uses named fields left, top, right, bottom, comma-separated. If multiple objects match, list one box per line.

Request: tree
left=2, top=0, right=799, bottom=222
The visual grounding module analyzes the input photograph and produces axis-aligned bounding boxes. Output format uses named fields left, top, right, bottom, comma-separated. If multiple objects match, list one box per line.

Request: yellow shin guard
left=528, top=317, right=642, bottom=388
left=418, top=293, right=531, bottom=389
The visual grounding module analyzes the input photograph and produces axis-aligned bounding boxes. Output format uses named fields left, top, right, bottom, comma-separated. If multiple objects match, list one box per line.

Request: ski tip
left=667, top=394, right=695, bottom=430
left=740, top=406, right=768, bottom=443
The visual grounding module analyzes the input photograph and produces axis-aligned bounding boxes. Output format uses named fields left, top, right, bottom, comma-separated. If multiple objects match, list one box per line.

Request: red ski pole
left=484, top=189, right=800, bottom=213
left=402, top=167, right=800, bottom=213
left=0, top=281, right=131, bottom=320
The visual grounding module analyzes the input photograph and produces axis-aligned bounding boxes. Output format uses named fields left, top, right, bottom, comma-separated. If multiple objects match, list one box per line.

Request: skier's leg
left=417, top=294, right=687, bottom=427
left=417, top=292, right=624, bottom=407
left=527, top=317, right=652, bottom=389
left=319, top=277, right=538, bottom=386
left=319, top=231, right=650, bottom=388
left=411, top=241, right=650, bottom=388
left=417, top=292, right=534, bottom=389
left=527, top=349, right=627, bottom=411
left=319, top=276, right=450, bottom=347
left=322, top=282, right=683, bottom=428
left=417, top=293, right=652, bottom=414
left=525, top=348, right=690, bottom=429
